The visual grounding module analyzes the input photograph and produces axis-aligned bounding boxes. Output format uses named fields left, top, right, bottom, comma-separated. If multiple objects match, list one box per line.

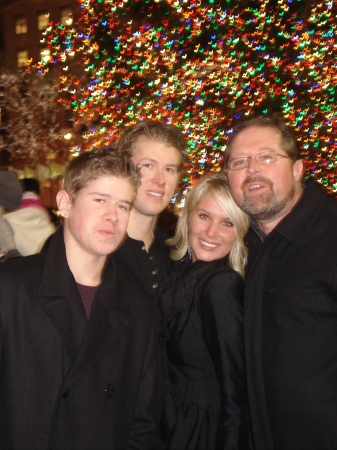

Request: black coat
left=245, top=180, right=337, bottom=450
left=159, top=257, right=251, bottom=450
left=0, top=227, right=163, bottom=450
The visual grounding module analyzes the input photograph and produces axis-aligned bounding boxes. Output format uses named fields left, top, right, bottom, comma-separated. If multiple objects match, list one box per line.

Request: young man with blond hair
left=0, top=149, right=163, bottom=449
left=116, top=120, right=186, bottom=299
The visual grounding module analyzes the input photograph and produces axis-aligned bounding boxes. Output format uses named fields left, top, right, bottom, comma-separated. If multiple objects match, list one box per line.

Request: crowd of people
left=0, top=114, right=336, bottom=450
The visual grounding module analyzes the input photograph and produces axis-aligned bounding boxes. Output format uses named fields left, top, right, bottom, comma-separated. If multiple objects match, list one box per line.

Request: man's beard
left=240, top=176, right=295, bottom=221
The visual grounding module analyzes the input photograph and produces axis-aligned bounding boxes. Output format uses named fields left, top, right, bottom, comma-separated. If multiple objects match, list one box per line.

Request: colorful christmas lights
left=34, top=0, right=337, bottom=194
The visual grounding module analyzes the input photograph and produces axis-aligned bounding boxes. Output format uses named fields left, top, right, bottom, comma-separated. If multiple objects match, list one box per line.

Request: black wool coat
left=0, top=227, right=163, bottom=450
left=244, top=180, right=337, bottom=450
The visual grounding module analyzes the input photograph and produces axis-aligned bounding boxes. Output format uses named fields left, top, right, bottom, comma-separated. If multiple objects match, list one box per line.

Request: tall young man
left=0, top=150, right=163, bottom=449
left=116, top=121, right=186, bottom=299
left=225, top=114, right=337, bottom=450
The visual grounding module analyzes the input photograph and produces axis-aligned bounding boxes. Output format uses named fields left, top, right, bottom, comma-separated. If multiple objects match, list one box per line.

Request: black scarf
left=158, top=255, right=229, bottom=322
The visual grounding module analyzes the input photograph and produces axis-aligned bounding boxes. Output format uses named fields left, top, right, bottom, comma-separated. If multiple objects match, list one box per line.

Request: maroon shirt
left=77, top=283, right=98, bottom=320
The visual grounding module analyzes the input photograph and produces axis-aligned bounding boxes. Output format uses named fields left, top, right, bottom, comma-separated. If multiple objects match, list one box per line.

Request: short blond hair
left=63, top=148, right=139, bottom=202
left=116, top=120, right=186, bottom=168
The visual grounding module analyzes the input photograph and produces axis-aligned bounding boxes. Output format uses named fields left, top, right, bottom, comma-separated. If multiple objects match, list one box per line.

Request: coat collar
left=274, top=179, right=328, bottom=247
left=38, top=226, right=74, bottom=297
left=247, top=180, right=328, bottom=249
left=116, top=234, right=153, bottom=297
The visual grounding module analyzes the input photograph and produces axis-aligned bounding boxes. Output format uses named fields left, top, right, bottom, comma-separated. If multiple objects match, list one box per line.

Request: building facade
left=0, top=0, right=79, bottom=70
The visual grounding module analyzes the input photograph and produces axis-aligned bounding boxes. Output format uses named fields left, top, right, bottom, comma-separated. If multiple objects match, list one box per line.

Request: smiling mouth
left=248, top=183, right=264, bottom=191
left=146, top=190, right=163, bottom=197
left=243, top=176, right=272, bottom=194
left=200, top=239, right=219, bottom=248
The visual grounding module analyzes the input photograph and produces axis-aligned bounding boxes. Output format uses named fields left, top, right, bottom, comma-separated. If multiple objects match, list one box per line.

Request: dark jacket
left=117, top=228, right=174, bottom=300
left=244, top=180, right=337, bottom=450
left=0, top=227, right=163, bottom=450
left=159, top=257, right=251, bottom=450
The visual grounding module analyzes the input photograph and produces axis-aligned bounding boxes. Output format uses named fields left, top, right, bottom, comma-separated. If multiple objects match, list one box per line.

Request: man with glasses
left=225, top=114, right=337, bottom=450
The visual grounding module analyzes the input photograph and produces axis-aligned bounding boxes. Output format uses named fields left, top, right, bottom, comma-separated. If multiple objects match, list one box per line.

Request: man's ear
left=56, top=190, right=72, bottom=219
left=293, top=158, right=304, bottom=182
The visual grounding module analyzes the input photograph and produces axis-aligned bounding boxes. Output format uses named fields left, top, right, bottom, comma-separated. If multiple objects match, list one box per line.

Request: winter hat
left=0, top=171, right=22, bottom=211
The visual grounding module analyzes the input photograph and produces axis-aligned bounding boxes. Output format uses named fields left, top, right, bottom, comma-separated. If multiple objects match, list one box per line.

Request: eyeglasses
left=227, top=150, right=290, bottom=171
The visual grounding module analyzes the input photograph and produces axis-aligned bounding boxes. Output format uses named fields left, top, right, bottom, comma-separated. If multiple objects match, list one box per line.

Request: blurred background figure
left=0, top=167, right=22, bottom=261
left=5, top=178, right=55, bottom=256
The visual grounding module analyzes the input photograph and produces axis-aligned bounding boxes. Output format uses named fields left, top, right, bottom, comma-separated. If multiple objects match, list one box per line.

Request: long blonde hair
left=167, top=172, right=250, bottom=277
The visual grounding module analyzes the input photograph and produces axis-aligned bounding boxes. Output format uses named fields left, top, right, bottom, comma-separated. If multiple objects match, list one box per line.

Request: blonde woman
left=159, top=173, right=251, bottom=449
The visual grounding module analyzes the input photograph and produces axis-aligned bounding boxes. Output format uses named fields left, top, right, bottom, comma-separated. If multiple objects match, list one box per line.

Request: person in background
left=115, top=120, right=186, bottom=300
left=159, top=173, right=251, bottom=449
left=225, top=114, right=337, bottom=449
left=0, top=170, right=22, bottom=261
left=21, top=178, right=47, bottom=209
left=5, top=178, right=55, bottom=256
left=0, top=149, right=163, bottom=449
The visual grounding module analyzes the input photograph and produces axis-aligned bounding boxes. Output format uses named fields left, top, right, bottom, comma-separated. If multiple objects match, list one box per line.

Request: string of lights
left=32, top=0, right=337, bottom=195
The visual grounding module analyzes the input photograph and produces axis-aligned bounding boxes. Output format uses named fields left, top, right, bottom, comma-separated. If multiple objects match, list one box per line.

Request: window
left=40, top=47, right=51, bottom=63
left=37, top=12, right=50, bottom=30
left=17, top=49, right=28, bottom=68
left=60, top=7, right=73, bottom=26
left=15, top=15, right=27, bottom=34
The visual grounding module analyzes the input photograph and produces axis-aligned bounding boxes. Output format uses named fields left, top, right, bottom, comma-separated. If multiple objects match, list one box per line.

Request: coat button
left=105, top=384, right=115, bottom=398
left=62, top=389, right=70, bottom=398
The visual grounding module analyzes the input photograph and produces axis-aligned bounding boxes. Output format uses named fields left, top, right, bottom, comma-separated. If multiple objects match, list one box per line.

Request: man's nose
left=105, top=205, right=118, bottom=223
left=152, top=168, right=165, bottom=186
left=246, top=156, right=261, bottom=174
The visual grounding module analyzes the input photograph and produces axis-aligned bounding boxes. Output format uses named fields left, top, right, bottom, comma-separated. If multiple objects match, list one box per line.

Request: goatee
left=240, top=176, right=295, bottom=220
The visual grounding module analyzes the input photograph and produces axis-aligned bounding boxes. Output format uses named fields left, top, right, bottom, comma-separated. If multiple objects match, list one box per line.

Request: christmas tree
left=34, top=0, right=337, bottom=195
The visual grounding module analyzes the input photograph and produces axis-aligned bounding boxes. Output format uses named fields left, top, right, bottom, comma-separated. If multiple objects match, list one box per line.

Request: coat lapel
left=116, top=235, right=147, bottom=293
left=38, top=229, right=132, bottom=392
left=38, top=227, right=88, bottom=362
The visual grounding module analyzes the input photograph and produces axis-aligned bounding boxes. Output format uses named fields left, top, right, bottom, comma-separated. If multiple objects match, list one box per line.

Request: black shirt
left=116, top=228, right=174, bottom=300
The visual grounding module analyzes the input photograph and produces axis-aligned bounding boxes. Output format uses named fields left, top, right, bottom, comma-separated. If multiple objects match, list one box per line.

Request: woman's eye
left=199, top=214, right=208, bottom=220
left=222, top=221, right=233, bottom=227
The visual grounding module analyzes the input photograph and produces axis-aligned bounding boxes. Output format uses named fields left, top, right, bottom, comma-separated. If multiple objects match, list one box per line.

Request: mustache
left=242, top=176, right=273, bottom=190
